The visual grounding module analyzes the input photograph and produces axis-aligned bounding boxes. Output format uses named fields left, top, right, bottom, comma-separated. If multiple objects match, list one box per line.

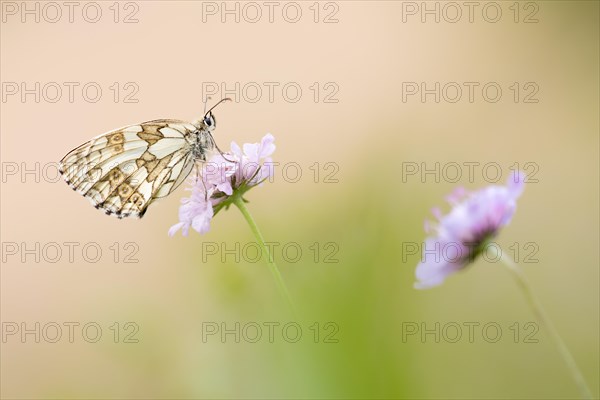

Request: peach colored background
left=1, top=1, right=598, bottom=398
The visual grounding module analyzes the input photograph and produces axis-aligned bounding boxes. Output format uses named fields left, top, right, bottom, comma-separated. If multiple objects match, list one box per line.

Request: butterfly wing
left=59, top=119, right=198, bottom=218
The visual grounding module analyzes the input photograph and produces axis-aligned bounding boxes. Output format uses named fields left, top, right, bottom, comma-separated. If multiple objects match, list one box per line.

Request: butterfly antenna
left=204, top=97, right=232, bottom=117
left=203, top=96, right=212, bottom=114
left=205, top=98, right=235, bottom=162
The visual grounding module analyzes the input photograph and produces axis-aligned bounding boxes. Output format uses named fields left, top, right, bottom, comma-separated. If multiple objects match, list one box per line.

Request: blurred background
left=1, top=1, right=598, bottom=398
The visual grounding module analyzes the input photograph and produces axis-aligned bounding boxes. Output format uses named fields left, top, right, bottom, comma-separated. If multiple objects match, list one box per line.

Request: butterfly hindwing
left=59, top=119, right=199, bottom=218
left=98, top=147, right=195, bottom=218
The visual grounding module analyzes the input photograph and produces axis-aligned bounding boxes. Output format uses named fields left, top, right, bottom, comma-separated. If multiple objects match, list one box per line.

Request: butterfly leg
left=195, top=163, right=209, bottom=202
left=201, top=178, right=208, bottom=201
left=209, top=133, right=237, bottom=163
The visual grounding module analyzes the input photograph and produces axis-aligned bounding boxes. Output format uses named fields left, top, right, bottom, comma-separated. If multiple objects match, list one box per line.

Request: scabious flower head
left=414, top=171, right=526, bottom=289
left=168, top=134, right=275, bottom=237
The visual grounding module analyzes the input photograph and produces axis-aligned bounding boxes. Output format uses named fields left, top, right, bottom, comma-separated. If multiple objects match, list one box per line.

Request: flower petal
left=168, top=222, right=184, bottom=237
left=258, top=133, right=276, bottom=158
left=414, top=257, right=465, bottom=289
left=230, top=141, right=242, bottom=158
left=508, top=170, right=526, bottom=197
left=243, top=143, right=260, bottom=163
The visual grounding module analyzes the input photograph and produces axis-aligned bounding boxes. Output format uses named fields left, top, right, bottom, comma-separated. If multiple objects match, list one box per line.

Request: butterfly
left=59, top=98, right=231, bottom=219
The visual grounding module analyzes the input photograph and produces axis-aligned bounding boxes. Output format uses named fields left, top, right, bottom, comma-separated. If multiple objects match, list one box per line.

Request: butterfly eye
left=204, top=113, right=216, bottom=128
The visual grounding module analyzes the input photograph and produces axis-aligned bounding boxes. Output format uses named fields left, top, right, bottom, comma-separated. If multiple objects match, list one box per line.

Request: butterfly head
left=202, top=112, right=216, bottom=131
left=194, top=97, right=231, bottom=132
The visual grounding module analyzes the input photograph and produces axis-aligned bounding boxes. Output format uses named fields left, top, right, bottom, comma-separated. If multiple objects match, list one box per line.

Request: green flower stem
left=233, top=197, right=297, bottom=319
left=499, top=252, right=593, bottom=399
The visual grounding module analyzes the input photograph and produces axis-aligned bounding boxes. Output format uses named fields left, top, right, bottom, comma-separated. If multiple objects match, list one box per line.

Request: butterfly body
left=59, top=112, right=219, bottom=219
left=189, top=118, right=216, bottom=162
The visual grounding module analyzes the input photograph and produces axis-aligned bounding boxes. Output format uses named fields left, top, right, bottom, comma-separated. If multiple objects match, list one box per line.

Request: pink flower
left=169, top=134, right=275, bottom=237
left=231, top=133, right=276, bottom=184
left=415, top=171, right=526, bottom=289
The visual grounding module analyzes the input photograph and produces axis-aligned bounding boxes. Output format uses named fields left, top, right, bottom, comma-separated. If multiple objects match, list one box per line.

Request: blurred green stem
left=233, top=197, right=297, bottom=320
left=499, top=252, right=593, bottom=399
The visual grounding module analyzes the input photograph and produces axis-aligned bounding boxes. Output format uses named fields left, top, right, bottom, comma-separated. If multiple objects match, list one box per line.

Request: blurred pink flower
left=415, top=171, right=526, bottom=289
left=169, top=134, right=275, bottom=237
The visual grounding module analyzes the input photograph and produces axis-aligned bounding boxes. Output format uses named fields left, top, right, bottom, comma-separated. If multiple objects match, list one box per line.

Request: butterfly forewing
left=59, top=119, right=202, bottom=219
